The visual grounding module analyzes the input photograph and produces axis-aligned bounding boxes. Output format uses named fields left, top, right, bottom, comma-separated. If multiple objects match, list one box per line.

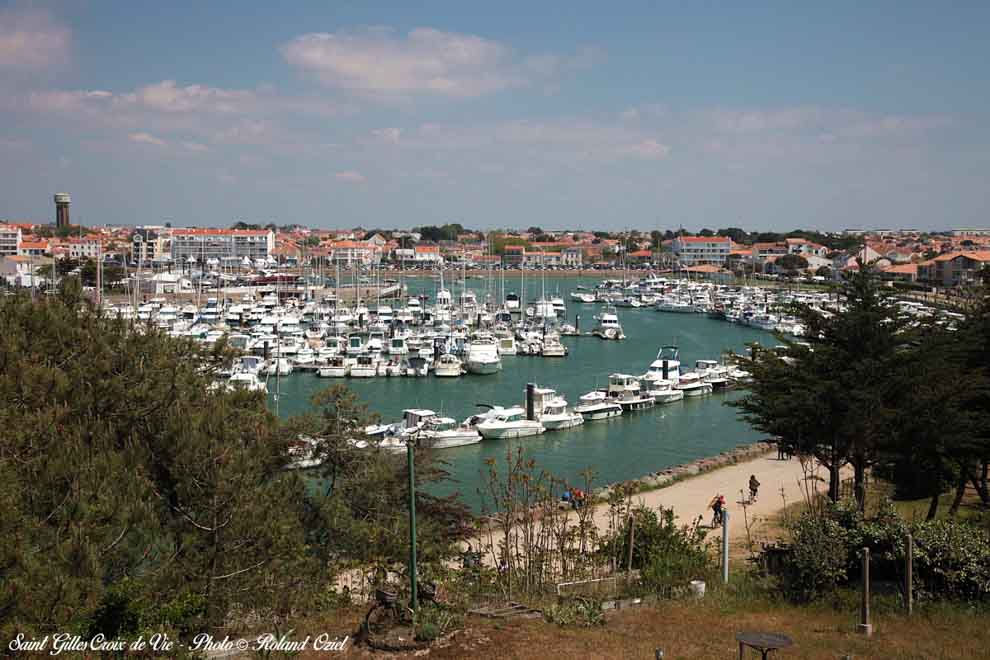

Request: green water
left=271, top=277, right=775, bottom=508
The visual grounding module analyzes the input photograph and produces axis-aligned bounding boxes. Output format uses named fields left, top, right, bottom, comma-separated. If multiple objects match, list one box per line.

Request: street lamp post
left=407, top=432, right=419, bottom=611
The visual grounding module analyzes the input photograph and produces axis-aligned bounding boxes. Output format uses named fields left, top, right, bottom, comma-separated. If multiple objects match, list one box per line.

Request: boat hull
left=421, top=433, right=482, bottom=449
left=541, top=416, right=585, bottom=430
left=465, top=360, right=501, bottom=375
left=478, top=425, right=545, bottom=440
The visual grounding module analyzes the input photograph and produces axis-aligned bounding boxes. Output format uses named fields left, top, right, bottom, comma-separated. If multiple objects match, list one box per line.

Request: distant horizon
left=1, top=3, right=988, bottom=230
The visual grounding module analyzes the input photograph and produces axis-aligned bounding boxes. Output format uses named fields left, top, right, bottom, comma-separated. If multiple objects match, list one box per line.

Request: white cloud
left=620, top=139, right=671, bottom=159
left=129, top=80, right=256, bottom=114
left=128, top=131, right=167, bottom=146
left=370, top=127, right=402, bottom=144
left=335, top=170, right=366, bottom=183
left=0, top=8, right=69, bottom=71
left=182, top=141, right=209, bottom=152
left=282, top=27, right=589, bottom=98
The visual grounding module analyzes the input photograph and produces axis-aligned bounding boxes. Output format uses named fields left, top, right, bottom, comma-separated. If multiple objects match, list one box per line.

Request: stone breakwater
left=591, top=440, right=775, bottom=502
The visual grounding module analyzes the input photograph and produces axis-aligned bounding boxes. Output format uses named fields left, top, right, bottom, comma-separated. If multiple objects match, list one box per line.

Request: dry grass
left=291, top=580, right=990, bottom=660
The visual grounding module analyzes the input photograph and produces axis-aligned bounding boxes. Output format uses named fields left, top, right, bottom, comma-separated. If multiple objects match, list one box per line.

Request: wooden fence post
left=906, top=533, right=913, bottom=616
left=858, top=547, right=873, bottom=636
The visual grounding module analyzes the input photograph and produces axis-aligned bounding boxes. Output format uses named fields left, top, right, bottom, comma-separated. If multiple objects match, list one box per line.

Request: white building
left=66, top=237, right=102, bottom=260
left=0, top=224, right=22, bottom=256
left=171, top=228, right=274, bottom=262
left=327, top=240, right=381, bottom=266
left=672, top=236, right=731, bottom=266
left=561, top=246, right=583, bottom=268
left=132, top=226, right=172, bottom=262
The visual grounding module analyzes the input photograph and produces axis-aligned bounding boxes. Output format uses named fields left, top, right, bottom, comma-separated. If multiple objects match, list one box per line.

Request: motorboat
left=642, top=345, right=681, bottom=384
left=505, top=292, right=521, bottom=311
left=540, top=334, right=568, bottom=357
left=403, top=355, right=431, bottom=377
left=695, top=359, right=731, bottom=390
left=349, top=354, right=378, bottom=378
left=570, top=291, right=597, bottom=303
left=318, top=355, right=349, bottom=377
left=607, top=373, right=655, bottom=411
left=591, top=305, right=625, bottom=340
left=476, top=407, right=545, bottom=439
left=676, top=372, right=713, bottom=397
left=573, top=390, right=623, bottom=420
left=417, top=416, right=482, bottom=449
left=265, top=358, right=293, bottom=376
left=644, top=379, right=684, bottom=404
left=531, top=387, right=584, bottom=430
left=497, top=335, right=517, bottom=355
left=227, top=372, right=267, bottom=393
left=464, top=332, right=502, bottom=375
left=433, top=353, right=463, bottom=377
left=387, top=336, right=409, bottom=356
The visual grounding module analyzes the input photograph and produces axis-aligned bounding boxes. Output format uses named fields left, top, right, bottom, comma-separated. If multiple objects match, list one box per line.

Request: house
left=929, top=251, right=990, bottom=288
left=671, top=236, right=732, bottom=266
left=66, top=237, right=103, bottom=260
left=0, top=254, right=50, bottom=287
left=394, top=244, right=443, bottom=265
left=626, top=249, right=654, bottom=265
left=327, top=240, right=382, bottom=266
left=831, top=245, right=887, bottom=279
left=18, top=240, right=49, bottom=257
left=171, top=228, right=275, bottom=262
left=880, top=263, right=918, bottom=283
left=560, top=246, right=583, bottom=268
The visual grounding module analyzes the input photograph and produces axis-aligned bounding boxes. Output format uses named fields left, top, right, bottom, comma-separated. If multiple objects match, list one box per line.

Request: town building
left=928, top=251, right=990, bottom=287
left=170, top=228, right=275, bottom=262
left=326, top=240, right=382, bottom=266
left=131, top=226, right=172, bottom=262
left=672, top=236, right=732, bottom=266
left=18, top=240, right=49, bottom=257
left=0, top=224, right=23, bottom=256
left=950, top=228, right=990, bottom=237
left=66, top=237, right=103, bottom=260
left=395, top=244, right=443, bottom=265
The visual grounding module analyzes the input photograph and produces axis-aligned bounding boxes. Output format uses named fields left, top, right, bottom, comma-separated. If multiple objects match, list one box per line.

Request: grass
left=294, top=573, right=990, bottom=659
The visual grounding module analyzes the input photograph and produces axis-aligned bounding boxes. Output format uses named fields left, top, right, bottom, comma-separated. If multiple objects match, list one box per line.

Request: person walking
left=749, top=474, right=761, bottom=502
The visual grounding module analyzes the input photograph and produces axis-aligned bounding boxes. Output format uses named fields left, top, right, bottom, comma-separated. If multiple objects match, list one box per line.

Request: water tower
left=54, top=193, right=71, bottom=228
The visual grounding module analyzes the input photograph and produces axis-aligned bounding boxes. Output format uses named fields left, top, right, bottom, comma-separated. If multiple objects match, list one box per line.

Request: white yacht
left=476, top=407, right=545, bottom=440
left=349, top=354, right=378, bottom=378
left=532, top=387, right=584, bottom=430
left=574, top=390, right=623, bottom=420
left=540, top=334, right=568, bottom=357
left=464, top=332, right=502, bottom=375
left=433, top=353, right=463, bottom=377
left=570, top=291, right=597, bottom=303
left=607, top=373, right=655, bottom=411
left=642, top=345, right=681, bottom=384
left=505, top=292, right=521, bottom=311
left=496, top=335, right=517, bottom=356
left=265, top=358, right=293, bottom=377
left=227, top=372, right=267, bottom=393
left=644, top=379, right=684, bottom=404
left=656, top=298, right=696, bottom=313
left=387, top=336, right=409, bottom=357
left=677, top=372, right=713, bottom=397
left=418, top=416, right=482, bottom=449
left=695, top=359, right=731, bottom=390
left=591, top=305, right=625, bottom=340
left=318, top=355, right=350, bottom=377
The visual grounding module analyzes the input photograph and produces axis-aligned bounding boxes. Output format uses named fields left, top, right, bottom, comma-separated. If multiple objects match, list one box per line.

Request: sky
left=0, top=1, right=987, bottom=231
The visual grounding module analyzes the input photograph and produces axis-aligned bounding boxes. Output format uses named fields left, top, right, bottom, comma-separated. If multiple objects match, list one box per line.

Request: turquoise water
left=271, top=276, right=775, bottom=508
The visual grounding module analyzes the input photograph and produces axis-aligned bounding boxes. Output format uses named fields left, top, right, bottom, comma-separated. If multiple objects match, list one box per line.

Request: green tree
left=0, top=284, right=320, bottom=640
left=732, top=266, right=914, bottom=507
left=777, top=253, right=809, bottom=273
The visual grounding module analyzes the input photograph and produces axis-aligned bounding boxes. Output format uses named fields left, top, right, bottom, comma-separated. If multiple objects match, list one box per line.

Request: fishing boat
left=591, top=305, right=625, bottom=340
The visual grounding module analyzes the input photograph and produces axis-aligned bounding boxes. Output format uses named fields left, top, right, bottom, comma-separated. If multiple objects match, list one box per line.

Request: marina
left=99, top=270, right=956, bottom=508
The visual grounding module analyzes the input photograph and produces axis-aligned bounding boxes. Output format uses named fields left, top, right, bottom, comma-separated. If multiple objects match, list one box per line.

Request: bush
left=783, top=513, right=851, bottom=602
left=607, top=505, right=712, bottom=595
left=913, top=519, right=990, bottom=601
left=781, top=501, right=990, bottom=603
left=543, top=597, right=605, bottom=627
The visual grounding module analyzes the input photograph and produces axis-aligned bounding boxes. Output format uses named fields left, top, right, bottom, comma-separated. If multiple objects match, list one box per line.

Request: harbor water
left=271, top=276, right=776, bottom=509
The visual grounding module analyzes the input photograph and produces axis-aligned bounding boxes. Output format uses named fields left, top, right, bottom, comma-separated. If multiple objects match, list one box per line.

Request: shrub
left=543, top=597, right=605, bottom=627
left=912, top=519, right=990, bottom=601
left=783, top=513, right=851, bottom=602
left=607, top=505, right=712, bottom=594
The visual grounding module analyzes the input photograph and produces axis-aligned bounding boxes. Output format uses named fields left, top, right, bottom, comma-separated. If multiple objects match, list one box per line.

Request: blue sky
left=1, top=1, right=987, bottom=231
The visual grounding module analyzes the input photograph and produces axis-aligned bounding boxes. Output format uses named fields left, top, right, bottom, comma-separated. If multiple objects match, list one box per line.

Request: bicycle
left=363, top=582, right=438, bottom=638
